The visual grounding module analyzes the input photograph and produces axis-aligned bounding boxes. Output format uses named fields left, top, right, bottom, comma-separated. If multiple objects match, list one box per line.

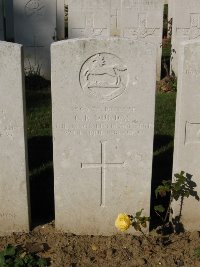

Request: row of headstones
left=0, top=35, right=200, bottom=236
left=69, top=0, right=200, bottom=77
left=1, top=0, right=200, bottom=80
left=0, top=0, right=65, bottom=79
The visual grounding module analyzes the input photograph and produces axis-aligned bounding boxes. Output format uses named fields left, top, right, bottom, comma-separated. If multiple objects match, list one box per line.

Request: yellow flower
left=115, top=213, right=131, bottom=232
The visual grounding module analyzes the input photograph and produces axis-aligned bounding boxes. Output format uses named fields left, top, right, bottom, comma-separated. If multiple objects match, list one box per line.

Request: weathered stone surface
left=68, top=0, right=110, bottom=38
left=121, top=0, right=163, bottom=80
left=0, top=41, right=30, bottom=235
left=0, top=0, right=4, bottom=40
left=171, top=0, right=200, bottom=75
left=68, top=0, right=163, bottom=80
left=172, top=40, right=200, bottom=231
left=13, top=0, right=57, bottom=79
left=52, top=38, right=156, bottom=235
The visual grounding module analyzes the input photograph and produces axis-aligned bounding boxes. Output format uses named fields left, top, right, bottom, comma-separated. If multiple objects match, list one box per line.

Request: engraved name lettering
left=0, top=213, right=16, bottom=219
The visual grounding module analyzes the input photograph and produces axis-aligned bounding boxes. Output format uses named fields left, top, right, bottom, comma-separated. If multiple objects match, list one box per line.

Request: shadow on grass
left=25, top=75, right=50, bottom=91
left=150, top=134, right=174, bottom=230
left=28, top=136, right=53, bottom=171
left=26, top=90, right=51, bottom=111
left=28, top=136, right=55, bottom=227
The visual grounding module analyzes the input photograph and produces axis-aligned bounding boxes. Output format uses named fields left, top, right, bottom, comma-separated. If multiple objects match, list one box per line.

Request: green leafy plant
left=194, top=247, right=200, bottom=258
left=168, top=71, right=177, bottom=92
left=129, top=209, right=150, bottom=233
left=129, top=209, right=155, bottom=248
left=0, top=244, right=47, bottom=267
left=154, top=171, right=199, bottom=232
left=116, top=171, right=199, bottom=236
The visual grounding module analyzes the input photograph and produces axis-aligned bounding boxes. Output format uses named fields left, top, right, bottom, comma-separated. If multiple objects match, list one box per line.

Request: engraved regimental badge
left=80, top=53, right=128, bottom=102
left=25, top=0, right=45, bottom=17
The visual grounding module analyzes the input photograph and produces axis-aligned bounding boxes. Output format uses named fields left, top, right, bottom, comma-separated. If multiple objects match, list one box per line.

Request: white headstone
left=171, top=0, right=200, bottom=75
left=0, top=0, right=4, bottom=40
left=121, top=0, right=164, bottom=80
left=0, top=41, right=30, bottom=235
left=172, top=40, right=200, bottom=231
left=13, top=0, right=57, bottom=79
left=68, top=0, right=110, bottom=38
left=52, top=38, right=156, bottom=235
left=68, top=0, right=163, bottom=80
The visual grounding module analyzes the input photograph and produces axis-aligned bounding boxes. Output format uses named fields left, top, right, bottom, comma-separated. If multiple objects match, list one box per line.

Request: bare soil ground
left=0, top=222, right=200, bottom=267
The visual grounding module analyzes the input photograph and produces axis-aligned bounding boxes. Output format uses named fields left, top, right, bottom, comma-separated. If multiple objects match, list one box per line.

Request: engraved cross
left=176, top=14, right=200, bottom=40
left=81, top=141, right=125, bottom=207
left=124, top=13, right=157, bottom=39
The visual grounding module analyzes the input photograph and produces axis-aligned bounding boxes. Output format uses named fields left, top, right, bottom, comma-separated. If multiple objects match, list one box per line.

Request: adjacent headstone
left=0, top=0, right=4, bottom=40
left=0, top=41, right=30, bottom=235
left=13, top=0, right=57, bottom=79
left=172, top=40, right=200, bottom=230
left=171, top=0, right=200, bottom=75
left=121, top=0, right=164, bottom=80
left=52, top=38, right=156, bottom=235
left=68, top=0, right=111, bottom=38
left=68, top=0, right=163, bottom=80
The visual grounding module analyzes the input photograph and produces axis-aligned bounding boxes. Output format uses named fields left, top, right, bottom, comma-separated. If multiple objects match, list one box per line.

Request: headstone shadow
left=28, top=136, right=55, bottom=227
left=150, top=134, right=174, bottom=230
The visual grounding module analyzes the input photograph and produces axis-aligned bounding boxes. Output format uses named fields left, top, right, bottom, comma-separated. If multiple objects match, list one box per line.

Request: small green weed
left=129, top=209, right=150, bottom=233
left=154, top=171, right=199, bottom=232
left=194, top=247, right=200, bottom=258
left=0, top=244, right=47, bottom=267
left=167, top=71, right=177, bottom=92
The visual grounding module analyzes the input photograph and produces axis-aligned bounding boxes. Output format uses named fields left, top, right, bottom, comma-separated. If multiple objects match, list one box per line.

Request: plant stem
left=164, top=195, right=173, bottom=223
left=154, top=210, right=164, bottom=223
left=140, top=229, right=157, bottom=254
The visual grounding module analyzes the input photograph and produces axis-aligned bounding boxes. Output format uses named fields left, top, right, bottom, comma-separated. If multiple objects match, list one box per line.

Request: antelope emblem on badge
left=80, top=53, right=129, bottom=102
